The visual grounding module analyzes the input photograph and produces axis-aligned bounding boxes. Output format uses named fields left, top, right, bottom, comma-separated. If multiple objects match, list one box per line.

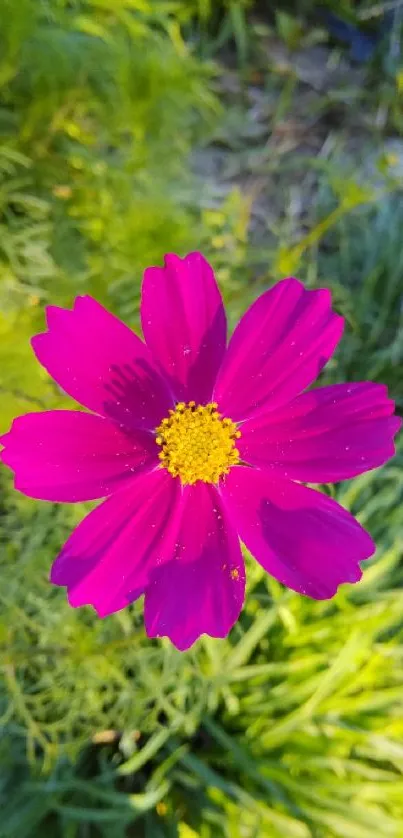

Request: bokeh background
left=1, top=1, right=403, bottom=836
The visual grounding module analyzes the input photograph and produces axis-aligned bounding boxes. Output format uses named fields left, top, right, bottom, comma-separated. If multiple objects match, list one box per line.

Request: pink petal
left=141, top=252, right=227, bottom=403
left=221, top=466, right=375, bottom=599
left=32, top=296, right=173, bottom=431
left=214, top=278, right=344, bottom=422
left=239, top=382, right=402, bottom=482
left=144, top=483, right=245, bottom=650
left=50, top=469, right=181, bottom=617
left=0, top=411, right=158, bottom=502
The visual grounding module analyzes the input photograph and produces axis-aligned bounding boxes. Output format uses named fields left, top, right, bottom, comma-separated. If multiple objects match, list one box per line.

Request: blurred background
left=1, top=1, right=403, bottom=836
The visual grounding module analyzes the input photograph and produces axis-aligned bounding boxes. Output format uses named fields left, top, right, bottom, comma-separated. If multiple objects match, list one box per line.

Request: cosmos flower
left=1, top=253, right=400, bottom=650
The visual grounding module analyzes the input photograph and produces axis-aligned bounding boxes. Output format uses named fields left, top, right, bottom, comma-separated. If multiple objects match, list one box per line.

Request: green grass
left=1, top=1, right=403, bottom=836
left=1, top=433, right=403, bottom=837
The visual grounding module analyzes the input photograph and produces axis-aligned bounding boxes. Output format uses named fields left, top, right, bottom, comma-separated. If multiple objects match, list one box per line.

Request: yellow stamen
left=155, top=401, right=241, bottom=485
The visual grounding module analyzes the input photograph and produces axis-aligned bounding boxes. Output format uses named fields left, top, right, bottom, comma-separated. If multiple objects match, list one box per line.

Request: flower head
left=156, top=401, right=240, bottom=483
left=1, top=252, right=401, bottom=650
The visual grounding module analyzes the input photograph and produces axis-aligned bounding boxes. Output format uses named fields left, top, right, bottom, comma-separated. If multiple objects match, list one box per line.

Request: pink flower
left=1, top=253, right=401, bottom=650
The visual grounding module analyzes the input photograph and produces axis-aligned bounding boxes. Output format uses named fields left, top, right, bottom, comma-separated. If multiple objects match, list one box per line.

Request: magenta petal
left=32, top=296, right=173, bottom=431
left=214, top=278, right=344, bottom=422
left=141, top=252, right=227, bottom=403
left=221, top=466, right=375, bottom=599
left=239, top=382, right=402, bottom=482
left=0, top=411, right=158, bottom=502
left=50, top=469, right=181, bottom=617
left=144, top=483, right=245, bottom=650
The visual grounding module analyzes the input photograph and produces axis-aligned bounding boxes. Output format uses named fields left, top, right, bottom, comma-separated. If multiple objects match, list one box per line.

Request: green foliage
left=0, top=0, right=217, bottom=421
left=1, top=2, right=403, bottom=837
left=1, top=439, right=403, bottom=836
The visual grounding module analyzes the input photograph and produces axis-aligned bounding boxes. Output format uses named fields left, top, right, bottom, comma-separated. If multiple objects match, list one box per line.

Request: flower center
left=156, top=401, right=241, bottom=485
